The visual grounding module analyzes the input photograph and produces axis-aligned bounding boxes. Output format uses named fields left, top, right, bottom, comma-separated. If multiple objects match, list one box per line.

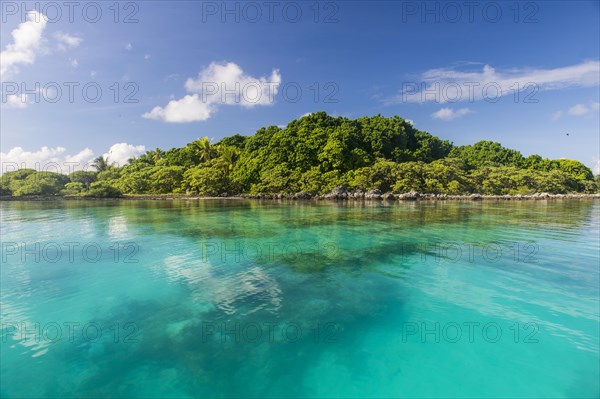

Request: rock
left=365, top=189, right=382, bottom=200
left=294, top=192, right=312, bottom=199
left=383, top=192, right=395, bottom=200
left=397, top=191, right=420, bottom=200
left=350, top=190, right=365, bottom=199
left=469, top=193, right=482, bottom=200
left=325, top=186, right=347, bottom=199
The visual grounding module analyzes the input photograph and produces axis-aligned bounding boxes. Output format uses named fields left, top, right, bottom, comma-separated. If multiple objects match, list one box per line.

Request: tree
left=217, top=146, right=240, bottom=174
left=193, top=137, right=213, bottom=162
left=216, top=134, right=247, bottom=149
left=150, top=166, right=185, bottom=193
left=68, top=171, right=97, bottom=189
left=449, top=141, right=524, bottom=169
left=62, top=182, right=86, bottom=196
left=12, top=172, right=69, bottom=196
left=1, top=169, right=37, bottom=194
left=9, top=113, right=589, bottom=197
left=85, top=181, right=122, bottom=197
left=91, top=156, right=110, bottom=172
left=183, top=165, right=232, bottom=196
left=392, top=162, right=427, bottom=193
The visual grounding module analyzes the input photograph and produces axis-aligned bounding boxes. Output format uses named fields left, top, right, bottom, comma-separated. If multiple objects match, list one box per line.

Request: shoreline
left=2, top=192, right=600, bottom=201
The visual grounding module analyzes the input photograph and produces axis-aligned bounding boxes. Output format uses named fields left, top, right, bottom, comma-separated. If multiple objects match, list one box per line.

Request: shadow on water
left=64, top=265, right=409, bottom=398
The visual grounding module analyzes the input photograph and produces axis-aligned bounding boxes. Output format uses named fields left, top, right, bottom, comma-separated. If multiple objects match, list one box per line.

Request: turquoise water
left=1, top=199, right=599, bottom=398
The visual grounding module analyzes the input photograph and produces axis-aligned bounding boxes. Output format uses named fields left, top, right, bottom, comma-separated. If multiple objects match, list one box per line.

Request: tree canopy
left=2, top=113, right=597, bottom=197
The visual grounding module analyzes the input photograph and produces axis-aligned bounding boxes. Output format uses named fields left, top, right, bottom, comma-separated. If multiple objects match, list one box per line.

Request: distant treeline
left=2, top=113, right=598, bottom=197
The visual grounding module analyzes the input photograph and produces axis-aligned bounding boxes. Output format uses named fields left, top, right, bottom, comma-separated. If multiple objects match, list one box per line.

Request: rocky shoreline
left=2, top=188, right=600, bottom=202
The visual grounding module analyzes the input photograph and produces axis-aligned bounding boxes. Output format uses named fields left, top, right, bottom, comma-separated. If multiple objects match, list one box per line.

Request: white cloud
left=568, top=104, right=589, bottom=116
left=1, top=143, right=145, bottom=174
left=143, top=95, right=212, bottom=123
left=550, top=101, right=600, bottom=119
left=568, top=102, right=600, bottom=116
left=0, top=146, right=93, bottom=174
left=144, top=54, right=151, bottom=60
left=393, top=61, right=600, bottom=104
left=184, top=62, right=281, bottom=108
left=144, top=62, right=281, bottom=123
left=125, top=43, right=133, bottom=51
left=3, top=94, right=29, bottom=109
left=54, top=32, right=82, bottom=50
left=103, top=143, right=146, bottom=166
left=0, top=11, right=48, bottom=79
left=431, top=107, right=472, bottom=121
left=70, top=58, right=79, bottom=68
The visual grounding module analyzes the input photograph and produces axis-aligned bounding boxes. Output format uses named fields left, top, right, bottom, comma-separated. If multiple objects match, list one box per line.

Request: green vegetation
left=1, top=113, right=597, bottom=197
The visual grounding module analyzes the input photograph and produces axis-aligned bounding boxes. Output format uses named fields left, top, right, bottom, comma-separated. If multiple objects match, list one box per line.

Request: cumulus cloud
left=103, top=143, right=146, bottom=166
left=54, top=32, right=82, bottom=50
left=1, top=143, right=145, bottom=174
left=0, top=11, right=48, bottom=79
left=70, top=58, right=79, bottom=68
left=431, top=107, right=472, bottom=121
left=143, top=62, right=281, bottom=123
left=125, top=43, right=133, bottom=51
left=391, top=61, right=600, bottom=104
left=0, top=146, right=93, bottom=174
left=143, top=95, right=212, bottom=123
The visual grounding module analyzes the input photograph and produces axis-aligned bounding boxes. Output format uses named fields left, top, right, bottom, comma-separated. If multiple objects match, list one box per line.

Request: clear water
left=1, top=200, right=599, bottom=398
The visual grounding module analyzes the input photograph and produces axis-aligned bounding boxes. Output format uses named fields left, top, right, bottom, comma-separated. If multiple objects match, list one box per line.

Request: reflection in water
left=0, top=199, right=598, bottom=398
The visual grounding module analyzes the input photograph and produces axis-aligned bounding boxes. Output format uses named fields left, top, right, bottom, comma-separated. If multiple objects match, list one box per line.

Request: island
left=2, top=113, right=598, bottom=199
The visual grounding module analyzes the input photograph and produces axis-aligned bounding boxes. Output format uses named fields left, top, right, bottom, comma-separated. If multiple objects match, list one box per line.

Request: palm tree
left=91, top=156, right=109, bottom=172
left=193, top=137, right=212, bottom=162
left=150, top=148, right=166, bottom=164
left=218, top=146, right=240, bottom=174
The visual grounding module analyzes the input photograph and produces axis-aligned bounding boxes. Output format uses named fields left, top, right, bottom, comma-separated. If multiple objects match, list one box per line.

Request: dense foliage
left=2, top=113, right=597, bottom=197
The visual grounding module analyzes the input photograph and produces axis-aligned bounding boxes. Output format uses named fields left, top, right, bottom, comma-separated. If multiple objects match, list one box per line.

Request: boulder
left=397, top=191, right=420, bottom=200
left=294, top=192, right=312, bottom=199
left=324, top=186, right=347, bottom=200
left=365, top=189, right=382, bottom=200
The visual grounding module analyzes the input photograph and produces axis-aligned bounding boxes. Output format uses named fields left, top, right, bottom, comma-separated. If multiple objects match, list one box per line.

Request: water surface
left=1, top=200, right=599, bottom=398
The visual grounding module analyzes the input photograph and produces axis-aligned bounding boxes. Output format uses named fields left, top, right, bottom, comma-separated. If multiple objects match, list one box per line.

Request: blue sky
left=1, top=1, right=599, bottom=172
